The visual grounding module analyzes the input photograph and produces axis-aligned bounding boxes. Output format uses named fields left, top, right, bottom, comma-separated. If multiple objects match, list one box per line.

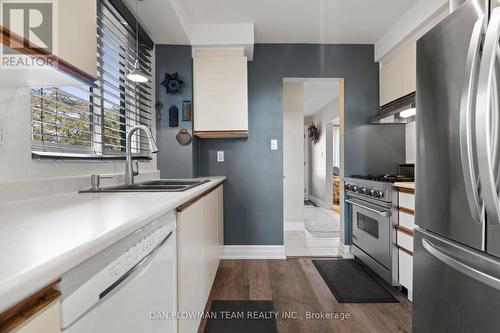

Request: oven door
left=348, top=197, right=391, bottom=269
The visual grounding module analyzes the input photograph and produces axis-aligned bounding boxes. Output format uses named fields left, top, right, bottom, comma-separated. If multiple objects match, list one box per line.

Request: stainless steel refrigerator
left=414, top=0, right=500, bottom=332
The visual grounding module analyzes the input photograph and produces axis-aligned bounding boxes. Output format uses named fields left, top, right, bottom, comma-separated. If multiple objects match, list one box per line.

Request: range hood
left=370, top=92, right=416, bottom=124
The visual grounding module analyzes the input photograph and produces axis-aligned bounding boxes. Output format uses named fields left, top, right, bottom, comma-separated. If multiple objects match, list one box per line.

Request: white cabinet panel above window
left=0, top=0, right=97, bottom=86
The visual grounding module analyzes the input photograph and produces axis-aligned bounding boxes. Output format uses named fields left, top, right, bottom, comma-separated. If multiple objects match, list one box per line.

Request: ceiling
left=127, top=0, right=415, bottom=45
left=303, top=80, right=339, bottom=117
left=124, top=0, right=189, bottom=44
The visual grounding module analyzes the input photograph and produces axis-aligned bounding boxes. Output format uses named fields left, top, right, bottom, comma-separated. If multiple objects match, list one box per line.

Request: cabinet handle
left=459, top=16, right=485, bottom=225
left=423, top=238, right=500, bottom=291
left=176, top=184, right=222, bottom=212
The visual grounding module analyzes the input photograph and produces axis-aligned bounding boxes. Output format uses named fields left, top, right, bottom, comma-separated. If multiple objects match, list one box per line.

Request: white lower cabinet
left=396, top=187, right=415, bottom=302
left=177, top=185, right=223, bottom=333
left=398, top=249, right=413, bottom=302
left=396, top=230, right=414, bottom=252
left=12, top=299, right=61, bottom=333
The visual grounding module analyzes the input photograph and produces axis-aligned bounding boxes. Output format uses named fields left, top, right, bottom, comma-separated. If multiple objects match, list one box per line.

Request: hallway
left=285, top=205, right=341, bottom=257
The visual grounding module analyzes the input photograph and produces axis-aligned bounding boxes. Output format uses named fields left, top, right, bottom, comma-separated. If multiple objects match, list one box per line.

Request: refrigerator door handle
left=460, top=16, right=485, bottom=224
left=476, top=7, right=500, bottom=226
left=422, top=238, right=500, bottom=291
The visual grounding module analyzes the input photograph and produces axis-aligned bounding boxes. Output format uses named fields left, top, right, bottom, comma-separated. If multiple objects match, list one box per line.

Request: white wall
left=283, top=81, right=305, bottom=223
left=405, top=121, right=416, bottom=164
left=308, top=98, right=339, bottom=206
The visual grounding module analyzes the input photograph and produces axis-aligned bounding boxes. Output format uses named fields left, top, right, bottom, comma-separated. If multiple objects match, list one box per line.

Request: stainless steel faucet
left=125, top=125, right=159, bottom=185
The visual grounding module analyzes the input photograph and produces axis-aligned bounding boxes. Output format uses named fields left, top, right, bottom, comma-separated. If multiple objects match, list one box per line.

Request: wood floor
left=199, top=259, right=412, bottom=333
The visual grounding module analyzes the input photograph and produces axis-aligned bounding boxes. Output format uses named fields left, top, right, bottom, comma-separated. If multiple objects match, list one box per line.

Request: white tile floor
left=285, top=205, right=341, bottom=257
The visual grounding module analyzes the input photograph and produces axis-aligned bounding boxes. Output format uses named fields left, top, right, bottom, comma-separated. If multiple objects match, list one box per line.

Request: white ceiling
left=127, top=0, right=415, bottom=45
left=124, top=0, right=189, bottom=44
left=303, top=80, right=339, bottom=117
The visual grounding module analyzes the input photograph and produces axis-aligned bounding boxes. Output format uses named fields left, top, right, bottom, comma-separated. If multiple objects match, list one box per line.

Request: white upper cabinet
left=0, top=0, right=97, bottom=86
left=193, top=48, right=249, bottom=138
left=401, top=41, right=417, bottom=97
left=379, top=40, right=416, bottom=106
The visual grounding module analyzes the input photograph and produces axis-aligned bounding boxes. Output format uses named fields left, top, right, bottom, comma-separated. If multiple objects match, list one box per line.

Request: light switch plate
left=217, top=151, right=224, bottom=162
left=270, top=139, right=278, bottom=151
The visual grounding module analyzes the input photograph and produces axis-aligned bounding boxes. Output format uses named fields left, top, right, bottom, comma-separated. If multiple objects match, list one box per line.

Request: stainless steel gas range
left=344, top=175, right=413, bottom=286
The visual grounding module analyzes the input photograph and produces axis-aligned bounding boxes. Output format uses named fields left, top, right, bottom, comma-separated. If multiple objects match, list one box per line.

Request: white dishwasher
left=59, top=211, right=177, bottom=333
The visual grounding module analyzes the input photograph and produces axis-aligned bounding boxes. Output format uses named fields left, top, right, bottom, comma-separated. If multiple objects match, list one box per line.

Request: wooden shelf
left=194, top=130, right=248, bottom=139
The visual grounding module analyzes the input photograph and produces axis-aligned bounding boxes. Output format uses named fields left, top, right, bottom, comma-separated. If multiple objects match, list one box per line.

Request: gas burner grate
left=350, top=174, right=414, bottom=183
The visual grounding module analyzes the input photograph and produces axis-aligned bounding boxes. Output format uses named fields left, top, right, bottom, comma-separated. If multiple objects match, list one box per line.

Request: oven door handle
left=345, top=199, right=391, bottom=217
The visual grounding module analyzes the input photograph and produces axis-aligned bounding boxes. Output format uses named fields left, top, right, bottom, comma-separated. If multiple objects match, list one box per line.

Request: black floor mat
left=204, top=300, right=278, bottom=333
left=313, top=259, right=398, bottom=303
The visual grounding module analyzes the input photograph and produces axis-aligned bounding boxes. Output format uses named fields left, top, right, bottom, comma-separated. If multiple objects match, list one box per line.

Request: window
left=31, top=0, right=153, bottom=158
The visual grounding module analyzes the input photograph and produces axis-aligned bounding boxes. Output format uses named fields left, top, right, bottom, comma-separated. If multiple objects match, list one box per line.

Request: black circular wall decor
left=161, top=72, right=184, bottom=94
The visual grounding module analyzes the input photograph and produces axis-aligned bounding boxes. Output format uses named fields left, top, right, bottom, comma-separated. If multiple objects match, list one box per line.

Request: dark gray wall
left=197, top=44, right=405, bottom=245
left=155, top=45, right=198, bottom=178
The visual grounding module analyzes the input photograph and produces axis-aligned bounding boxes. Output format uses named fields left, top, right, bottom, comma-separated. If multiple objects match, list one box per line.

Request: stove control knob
left=359, top=187, right=367, bottom=194
left=345, top=184, right=352, bottom=191
left=369, top=189, right=376, bottom=197
left=351, top=185, right=358, bottom=192
left=374, top=190, right=384, bottom=199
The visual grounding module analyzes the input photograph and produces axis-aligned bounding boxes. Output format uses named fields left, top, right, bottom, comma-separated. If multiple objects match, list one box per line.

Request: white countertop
left=0, top=176, right=225, bottom=313
left=394, top=182, right=415, bottom=190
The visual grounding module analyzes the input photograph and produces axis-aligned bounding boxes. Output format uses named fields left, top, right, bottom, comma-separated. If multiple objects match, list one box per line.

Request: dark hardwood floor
left=199, top=259, right=412, bottom=333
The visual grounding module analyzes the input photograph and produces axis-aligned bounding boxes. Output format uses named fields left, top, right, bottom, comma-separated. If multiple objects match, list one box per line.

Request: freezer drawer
left=413, top=228, right=500, bottom=333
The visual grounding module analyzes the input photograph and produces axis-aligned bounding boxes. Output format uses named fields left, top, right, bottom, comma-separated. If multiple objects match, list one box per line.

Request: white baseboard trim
left=221, top=245, right=286, bottom=260
left=309, top=195, right=333, bottom=210
left=338, top=244, right=354, bottom=259
left=284, top=221, right=305, bottom=231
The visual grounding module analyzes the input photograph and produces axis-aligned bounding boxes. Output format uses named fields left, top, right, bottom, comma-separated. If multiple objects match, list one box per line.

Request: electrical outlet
left=270, top=139, right=278, bottom=151
left=217, top=151, right=224, bottom=162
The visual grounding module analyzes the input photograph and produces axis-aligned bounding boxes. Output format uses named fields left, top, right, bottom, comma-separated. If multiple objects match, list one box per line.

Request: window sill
left=32, top=152, right=153, bottom=161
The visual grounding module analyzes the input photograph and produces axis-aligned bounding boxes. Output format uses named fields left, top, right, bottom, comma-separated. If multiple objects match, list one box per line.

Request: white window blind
left=31, top=0, right=153, bottom=158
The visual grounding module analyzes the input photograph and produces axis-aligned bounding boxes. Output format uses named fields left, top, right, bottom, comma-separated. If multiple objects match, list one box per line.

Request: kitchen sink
left=140, top=180, right=208, bottom=186
left=80, top=179, right=210, bottom=193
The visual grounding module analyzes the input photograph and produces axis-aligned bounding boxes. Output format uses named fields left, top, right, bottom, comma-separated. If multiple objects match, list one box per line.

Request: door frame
left=304, top=124, right=309, bottom=200
left=282, top=78, right=349, bottom=257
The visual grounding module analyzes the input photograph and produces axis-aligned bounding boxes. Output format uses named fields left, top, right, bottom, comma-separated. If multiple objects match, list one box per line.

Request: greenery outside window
left=31, top=0, right=153, bottom=159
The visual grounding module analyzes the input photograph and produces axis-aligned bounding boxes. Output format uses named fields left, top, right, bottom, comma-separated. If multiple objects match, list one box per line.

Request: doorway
left=283, top=78, right=344, bottom=257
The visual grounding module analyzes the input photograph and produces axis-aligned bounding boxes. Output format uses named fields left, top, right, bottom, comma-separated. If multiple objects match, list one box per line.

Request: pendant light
left=127, top=0, right=148, bottom=83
